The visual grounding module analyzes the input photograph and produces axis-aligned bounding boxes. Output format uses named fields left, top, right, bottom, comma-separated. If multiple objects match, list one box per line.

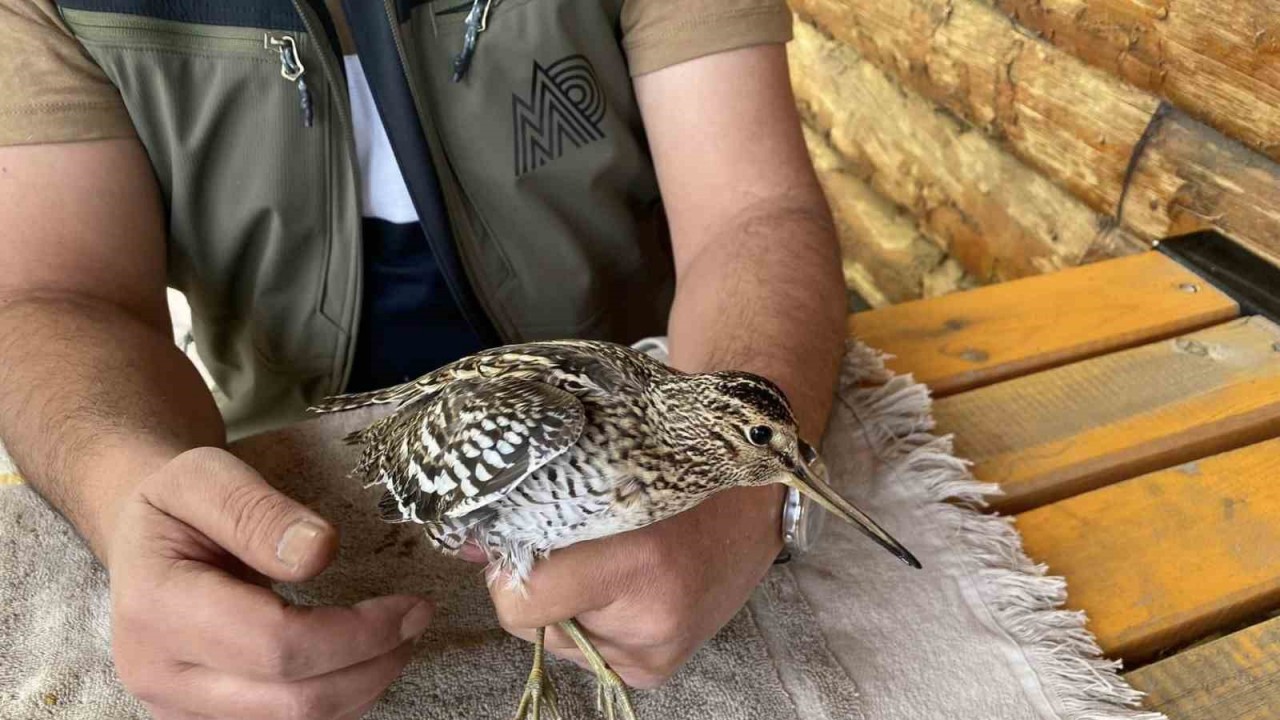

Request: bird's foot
left=513, top=662, right=560, bottom=720
left=557, top=618, right=639, bottom=720
left=513, top=627, right=560, bottom=720
left=592, top=666, right=636, bottom=720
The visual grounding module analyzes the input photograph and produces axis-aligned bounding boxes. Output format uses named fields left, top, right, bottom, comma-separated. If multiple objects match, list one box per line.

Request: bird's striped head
left=658, top=369, right=921, bottom=569
left=658, top=370, right=804, bottom=488
left=711, top=372, right=795, bottom=425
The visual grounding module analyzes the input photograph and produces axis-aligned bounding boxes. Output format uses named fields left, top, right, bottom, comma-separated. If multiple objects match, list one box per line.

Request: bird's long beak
left=787, top=441, right=922, bottom=569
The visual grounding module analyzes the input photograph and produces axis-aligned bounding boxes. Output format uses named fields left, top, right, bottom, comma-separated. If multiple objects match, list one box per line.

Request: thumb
left=141, top=447, right=338, bottom=582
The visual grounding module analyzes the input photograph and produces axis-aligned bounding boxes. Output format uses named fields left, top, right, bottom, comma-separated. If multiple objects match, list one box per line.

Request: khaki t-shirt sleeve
left=620, top=0, right=792, bottom=77
left=0, top=0, right=136, bottom=146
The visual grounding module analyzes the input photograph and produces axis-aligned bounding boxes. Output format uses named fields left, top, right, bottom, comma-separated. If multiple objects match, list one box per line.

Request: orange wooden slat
left=849, top=252, right=1239, bottom=395
left=1018, top=438, right=1280, bottom=663
left=934, top=316, right=1280, bottom=513
left=1126, top=615, right=1280, bottom=720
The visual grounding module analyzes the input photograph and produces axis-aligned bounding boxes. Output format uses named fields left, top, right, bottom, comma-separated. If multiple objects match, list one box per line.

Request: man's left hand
left=483, top=483, right=783, bottom=688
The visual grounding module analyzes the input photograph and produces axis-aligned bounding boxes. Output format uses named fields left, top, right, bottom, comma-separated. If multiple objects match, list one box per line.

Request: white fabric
left=0, top=345, right=1165, bottom=719
left=344, top=55, right=419, bottom=224
left=0, top=441, right=12, bottom=477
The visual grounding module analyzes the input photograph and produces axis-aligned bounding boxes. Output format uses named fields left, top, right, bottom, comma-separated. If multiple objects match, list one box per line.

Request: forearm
left=666, top=202, right=846, bottom=439
left=0, top=293, right=224, bottom=560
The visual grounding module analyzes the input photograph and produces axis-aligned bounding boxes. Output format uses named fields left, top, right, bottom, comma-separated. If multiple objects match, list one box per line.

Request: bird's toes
left=512, top=668, right=560, bottom=720
left=594, top=669, right=636, bottom=720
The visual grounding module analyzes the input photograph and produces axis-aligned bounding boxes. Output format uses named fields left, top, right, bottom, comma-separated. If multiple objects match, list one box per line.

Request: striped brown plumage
left=311, top=339, right=802, bottom=585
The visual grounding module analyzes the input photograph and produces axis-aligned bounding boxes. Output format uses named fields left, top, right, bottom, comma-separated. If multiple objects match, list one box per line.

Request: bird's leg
left=513, top=627, right=560, bottom=720
left=558, top=618, right=637, bottom=720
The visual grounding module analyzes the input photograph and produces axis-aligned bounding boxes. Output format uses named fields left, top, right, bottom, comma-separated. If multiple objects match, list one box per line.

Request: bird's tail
left=340, top=413, right=396, bottom=447
left=308, top=378, right=426, bottom=414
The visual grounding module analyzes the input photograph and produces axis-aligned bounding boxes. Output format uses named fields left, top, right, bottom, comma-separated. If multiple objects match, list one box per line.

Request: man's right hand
left=107, top=447, right=432, bottom=720
left=1, top=139, right=429, bottom=718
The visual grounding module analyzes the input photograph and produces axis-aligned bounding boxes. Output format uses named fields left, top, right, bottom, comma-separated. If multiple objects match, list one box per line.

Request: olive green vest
left=56, top=0, right=675, bottom=439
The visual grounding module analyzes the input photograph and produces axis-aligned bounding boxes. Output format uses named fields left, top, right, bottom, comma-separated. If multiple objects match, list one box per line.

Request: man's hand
left=108, top=447, right=434, bottom=720
left=487, top=484, right=783, bottom=688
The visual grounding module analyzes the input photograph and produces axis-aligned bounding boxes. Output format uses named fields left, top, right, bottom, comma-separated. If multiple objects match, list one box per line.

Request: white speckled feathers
left=354, top=376, right=585, bottom=523
left=308, top=341, right=661, bottom=530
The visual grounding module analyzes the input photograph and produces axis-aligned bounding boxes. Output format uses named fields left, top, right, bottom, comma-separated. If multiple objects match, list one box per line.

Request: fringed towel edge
left=840, top=341, right=1167, bottom=720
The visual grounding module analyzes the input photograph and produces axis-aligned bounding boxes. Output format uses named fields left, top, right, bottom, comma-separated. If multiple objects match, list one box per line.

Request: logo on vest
left=513, top=55, right=607, bottom=176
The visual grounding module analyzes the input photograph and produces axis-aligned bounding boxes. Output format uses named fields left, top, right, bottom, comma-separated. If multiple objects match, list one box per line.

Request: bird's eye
left=747, top=425, right=773, bottom=446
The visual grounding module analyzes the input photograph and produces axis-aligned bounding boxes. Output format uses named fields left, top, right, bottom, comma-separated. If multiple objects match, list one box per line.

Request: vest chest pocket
left=404, top=0, right=672, bottom=342
left=60, top=7, right=356, bottom=387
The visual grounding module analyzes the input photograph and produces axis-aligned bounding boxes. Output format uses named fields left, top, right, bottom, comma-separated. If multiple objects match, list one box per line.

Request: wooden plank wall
left=789, top=0, right=1280, bottom=303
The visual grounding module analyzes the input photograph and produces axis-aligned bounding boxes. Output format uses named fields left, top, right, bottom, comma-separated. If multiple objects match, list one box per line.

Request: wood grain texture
left=804, top=124, right=976, bottom=305
left=790, top=0, right=1280, bottom=271
left=991, top=0, right=1280, bottom=164
left=1125, top=615, right=1280, bottom=719
left=1124, top=110, right=1280, bottom=269
left=935, top=316, right=1280, bottom=512
left=849, top=251, right=1239, bottom=395
left=790, top=0, right=1158, bottom=216
left=1018, top=439, right=1280, bottom=662
left=787, top=17, right=1145, bottom=286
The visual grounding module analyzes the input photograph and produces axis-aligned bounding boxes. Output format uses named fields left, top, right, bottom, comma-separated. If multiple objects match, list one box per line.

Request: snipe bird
left=311, top=340, right=919, bottom=720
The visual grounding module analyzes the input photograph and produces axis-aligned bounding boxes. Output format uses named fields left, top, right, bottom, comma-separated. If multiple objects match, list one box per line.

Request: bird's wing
left=354, top=375, right=585, bottom=523
left=309, top=339, right=651, bottom=415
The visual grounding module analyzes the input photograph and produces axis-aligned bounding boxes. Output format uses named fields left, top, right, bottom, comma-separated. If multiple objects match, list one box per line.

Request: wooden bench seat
left=855, top=243, right=1280, bottom=718
left=1017, top=438, right=1280, bottom=662
left=936, top=317, right=1280, bottom=513
left=848, top=251, right=1240, bottom=395
left=1126, top=615, right=1280, bottom=720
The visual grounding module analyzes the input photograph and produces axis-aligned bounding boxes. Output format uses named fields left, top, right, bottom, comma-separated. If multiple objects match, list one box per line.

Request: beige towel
left=0, top=345, right=1164, bottom=719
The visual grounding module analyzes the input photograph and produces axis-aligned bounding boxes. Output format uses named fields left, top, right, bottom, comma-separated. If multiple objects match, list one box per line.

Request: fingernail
left=399, top=601, right=433, bottom=642
left=277, top=519, right=325, bottom=569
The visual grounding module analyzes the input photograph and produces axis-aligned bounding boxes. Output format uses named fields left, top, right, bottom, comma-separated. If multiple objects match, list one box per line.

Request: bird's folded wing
left=366, top=376, right=586, bottom=523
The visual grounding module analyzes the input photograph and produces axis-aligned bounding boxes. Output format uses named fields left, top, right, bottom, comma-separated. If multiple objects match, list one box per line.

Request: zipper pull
left=451, top=0, right=494, bottom=83
left=265, top=33, right=314, bottom=128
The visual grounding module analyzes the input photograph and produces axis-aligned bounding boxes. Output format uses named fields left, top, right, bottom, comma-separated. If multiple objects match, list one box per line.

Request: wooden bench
left=852, top=231, right=1280, bottom=719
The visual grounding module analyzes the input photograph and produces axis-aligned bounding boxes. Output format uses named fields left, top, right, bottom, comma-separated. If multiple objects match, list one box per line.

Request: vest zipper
left=379, top=0, right=510, bottom=343
left=264, top=33, right=313, bottom=127
left=288, top=0, right=367, bottom=394
left=451, top=0, right=495, bottom=82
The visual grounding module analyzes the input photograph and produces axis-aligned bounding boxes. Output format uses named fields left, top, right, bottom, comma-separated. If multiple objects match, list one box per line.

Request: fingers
left=489, top=487, right=786, bottom=692
left=137, top=567, right=433, bottom=681
left=512, top=621, right=676, bottom=691
left=140, top=447, right=337, bottom=582
left=145, top=642, right=413, bottom=720
left=109, top=447, right=432, bottom=719
left=191, top=641, right=412, bottom=720
left=490, top=532, right=653, bottom=630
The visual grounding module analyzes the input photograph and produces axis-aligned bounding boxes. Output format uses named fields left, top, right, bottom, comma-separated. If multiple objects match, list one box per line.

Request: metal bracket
left=1156, top=230, right=1280, bottom=325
